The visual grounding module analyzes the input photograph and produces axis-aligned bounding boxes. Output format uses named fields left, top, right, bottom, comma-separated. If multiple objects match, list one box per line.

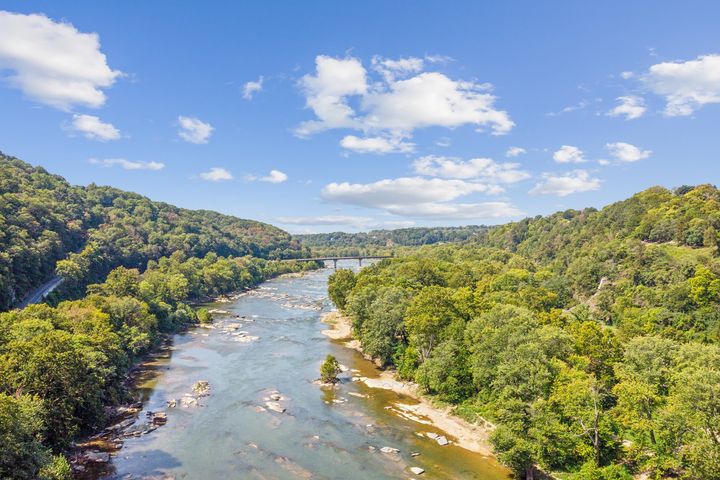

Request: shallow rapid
left=104, top=262, right=509, bottom=479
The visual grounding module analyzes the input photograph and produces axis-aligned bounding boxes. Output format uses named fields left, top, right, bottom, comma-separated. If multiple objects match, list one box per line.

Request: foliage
left=328, top=185, right=720, bottom=479
left=320, top=354, right=341, bottom=384
left=0, top=251, right=313, bottom=475
left=0, top=153, right=308, bottom=311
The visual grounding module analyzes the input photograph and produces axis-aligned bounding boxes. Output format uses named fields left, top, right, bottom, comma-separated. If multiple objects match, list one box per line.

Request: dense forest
left=328, top=184, right=720, bottom=479
left=298, top=225, right=488, bottom=253
left=0, top=252, right=317, bottom=478
left=0, top=153, right=307, bottom=311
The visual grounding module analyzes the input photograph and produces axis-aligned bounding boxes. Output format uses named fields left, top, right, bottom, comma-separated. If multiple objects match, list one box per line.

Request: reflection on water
left=105, top=262, right=510, bottom=479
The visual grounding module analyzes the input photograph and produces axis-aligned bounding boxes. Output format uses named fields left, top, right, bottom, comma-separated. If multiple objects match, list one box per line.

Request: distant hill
left=297, top=225, right=489, bottom=252
left=0, top=153, right=305, bottom=310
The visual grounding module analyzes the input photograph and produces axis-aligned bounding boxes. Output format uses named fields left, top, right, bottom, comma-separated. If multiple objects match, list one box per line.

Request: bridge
left=288, top=255, right=394, bottom=269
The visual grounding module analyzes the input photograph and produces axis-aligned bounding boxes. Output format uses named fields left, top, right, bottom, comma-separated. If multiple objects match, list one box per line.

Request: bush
left=320, top=354, right=341, bottom=384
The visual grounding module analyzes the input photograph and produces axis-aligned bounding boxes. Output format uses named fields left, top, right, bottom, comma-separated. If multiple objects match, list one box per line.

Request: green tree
left=320, top=354, right=341, bottom=384
left=327, top=269, right=356, bottom=311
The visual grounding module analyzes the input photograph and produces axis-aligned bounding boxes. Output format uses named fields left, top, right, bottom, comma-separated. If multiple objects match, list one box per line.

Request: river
left=100, top=262, right=509, bottom=479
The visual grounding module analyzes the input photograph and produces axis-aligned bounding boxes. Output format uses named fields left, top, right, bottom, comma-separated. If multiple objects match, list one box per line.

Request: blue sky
left=1, top=1, right=719, bottom=233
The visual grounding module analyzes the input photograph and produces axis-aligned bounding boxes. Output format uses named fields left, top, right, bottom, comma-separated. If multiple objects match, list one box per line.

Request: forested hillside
left=298, top=225, right=487, bottom=255
left=0, top=251, right=316, bottom=478
left=0, top=153, right=306, bottom=310
left=328, top=184, right=720, bottom=479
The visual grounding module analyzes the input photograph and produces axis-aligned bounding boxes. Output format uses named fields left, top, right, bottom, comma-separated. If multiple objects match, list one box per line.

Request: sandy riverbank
left=321, top=311, right=496, bottom=456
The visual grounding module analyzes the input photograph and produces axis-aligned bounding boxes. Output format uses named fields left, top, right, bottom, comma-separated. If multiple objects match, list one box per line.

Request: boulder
left=436, top=435, right=449, bottom=446
left=265, top=401, right=286, bottom=413
left=84, top=451, right=110, bottom=463
left=193, top=380, right=211, bottom=396
left=380, top=446, right=400, bottom=454
left=410, top=466, right=425, bottom=475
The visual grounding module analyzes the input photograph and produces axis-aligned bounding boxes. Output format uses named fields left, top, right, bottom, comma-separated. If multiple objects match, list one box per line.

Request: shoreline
left=72, top=269, right=318, bottom=475
left=321, top=310, right=496, bottom=457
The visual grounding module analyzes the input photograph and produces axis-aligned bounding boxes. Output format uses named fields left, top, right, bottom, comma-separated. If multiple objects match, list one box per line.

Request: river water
left=104, top=262, right=509, bottom=480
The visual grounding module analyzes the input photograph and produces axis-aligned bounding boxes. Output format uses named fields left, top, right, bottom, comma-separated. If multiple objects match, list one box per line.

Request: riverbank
left=321, top=310, right=496, bottom=457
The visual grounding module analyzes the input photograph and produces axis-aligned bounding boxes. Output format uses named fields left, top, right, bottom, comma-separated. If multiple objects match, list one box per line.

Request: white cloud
left=530, top=170, right=601, bottom=196
left=295, top=54, right=513, bottom=140
left=607, top=95, right=646, bottom=120
left=340, top=134, right=414, bottom=154
left=69, top=114, right=121, bottom=140
left=435, top=137, right=451, bottom=147
left=295, top=55, right=368, bottom=136
left=199, top=167, right=233, bottom=181
left=178, top=116, right=214, bottom=144
left=371, top=55, right=424, bottom=82
left=322, top=177, right=501, bottom=209
left=362, top=72, right=514, bottom=134
left=242, top=76, right=263, bottom=100
left=605, top=142, right=651, bottom=162
left=276, top=215, right=416, bottom=232
left=505, top=146, right=526, bottom=157
left=0, top=11, right=121, bottom=109
left=553, top=145, right=586, bottom=164
left=387, top=201, right=523, bottom=219
left=275, top=215, right=374, bottom=228
left=620, top=71, right=635, bottom=80
left=321, top=176, right=522, bottom=220
left=412, top=155, right=530, bottom=183
left=89, top=158, right=164, bottom=171
left=260, top=169, right=288, bottom=184
left=644, top=54, right=720, bottom=116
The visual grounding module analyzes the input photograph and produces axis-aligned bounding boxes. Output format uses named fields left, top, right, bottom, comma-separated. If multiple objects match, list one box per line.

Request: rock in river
left=265, top=401, right=286, bottom=413
left=410, top=466, right=425, bottom=475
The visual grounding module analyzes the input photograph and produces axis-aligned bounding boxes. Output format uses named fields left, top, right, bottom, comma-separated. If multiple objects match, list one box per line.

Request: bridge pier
left=333, top=259, right=338, bottom=270
left=358, top=257, right=363, bottom=267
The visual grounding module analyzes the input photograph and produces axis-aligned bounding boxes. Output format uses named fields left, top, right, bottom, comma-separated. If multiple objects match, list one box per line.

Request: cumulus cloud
left=0, top=11, right=121, bottom=109
left=199, top=167, right=233, bottom=181
left=505, top=146, right=526, bottom=157
left=69, top=114, right=120, bottom=140
left=178, top=116, right=214, bottom=144
left=275, top=215, right=416, bottom=231
left=606, top=142, right=652, bottom=162
left=322, top=177, right=501, bottom=208
left=644, top=54, right=720, bottom=116
left=607, top=95, right=646, bottom=120
left=246, top=169, right=288, bottom=184
left=89, top=158, right=164, bottom=170
left=295, top=55, right=368, bottom=136
left=340, top=134, right=414, bottom=154
left=387, top=201, right=523, bottom=219
left=275, top=215, right=374, bottom=226
left=260, top=169, right=288, bottom=183
left=530, top=170, right=601, bottom=196
left=371, top=55, right=424, bottom=82
left=295, top=54, right=514, bottom=150
left=412, top=155, right=530, bottom=183
left=553, top=145, right=587, bottom=164
left=242, top=76, right=263, bottom=100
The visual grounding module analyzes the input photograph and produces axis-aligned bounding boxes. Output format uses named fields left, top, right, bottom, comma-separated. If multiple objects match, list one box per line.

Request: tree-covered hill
left=297, top=225, right=488, bottom=255
left=0, top=153, right=306, bottom=310
left=328, top=184, right=720, bottom=479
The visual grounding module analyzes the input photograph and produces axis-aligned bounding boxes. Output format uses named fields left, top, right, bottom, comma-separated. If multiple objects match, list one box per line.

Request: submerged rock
left=265, top=401, right=286, bottom=413
left=193, top=380, right=211, bottom=396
